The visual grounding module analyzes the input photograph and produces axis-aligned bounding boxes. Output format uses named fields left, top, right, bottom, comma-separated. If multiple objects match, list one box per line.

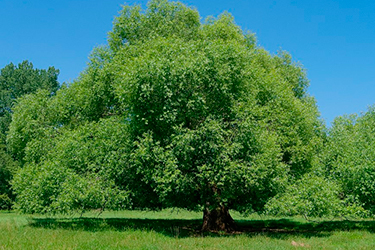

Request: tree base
left=202, top=205, right=237, bottom=232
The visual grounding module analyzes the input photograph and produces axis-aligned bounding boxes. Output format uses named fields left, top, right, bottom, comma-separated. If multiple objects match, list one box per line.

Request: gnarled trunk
left=201, top=204, right=236, bottom=232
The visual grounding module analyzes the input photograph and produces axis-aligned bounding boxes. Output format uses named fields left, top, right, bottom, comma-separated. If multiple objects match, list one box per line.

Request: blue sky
left=1, top=0, right=375, bottom=126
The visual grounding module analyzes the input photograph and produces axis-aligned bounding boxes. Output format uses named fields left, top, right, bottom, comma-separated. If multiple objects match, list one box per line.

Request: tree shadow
left=237, top=219, right=375, bottom=239
left=29, top=217, right=202, bottom=238
left=28, top=216, right=375, bottom=238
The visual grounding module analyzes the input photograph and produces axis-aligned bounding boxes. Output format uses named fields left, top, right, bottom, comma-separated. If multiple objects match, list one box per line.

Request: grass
left=1, top=209, right=375, bottom=249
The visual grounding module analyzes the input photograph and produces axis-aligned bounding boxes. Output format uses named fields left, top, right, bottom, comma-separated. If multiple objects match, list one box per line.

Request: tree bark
left=201, top=204, right=237, bottom=232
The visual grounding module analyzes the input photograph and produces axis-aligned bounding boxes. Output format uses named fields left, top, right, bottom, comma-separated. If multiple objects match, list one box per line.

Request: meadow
left=1, top=209, right=375, bottom=249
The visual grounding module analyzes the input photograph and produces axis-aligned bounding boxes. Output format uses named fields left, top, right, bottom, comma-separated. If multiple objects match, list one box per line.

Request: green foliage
left=247, top=50, right=324, bottom=178
left=0, top=60, right=59, bottom=143
left=7, top=90, right=54, bottom=162
left=9, top=0, right=323, bottom=217
left=12, top=118, right=130, bottom=214
left=128, top=118, right=286, bottom=213
left=265, top=174, right=367, bottom=218
left=112, top=37, right=251, bottom=138
left=0, top=61, right=59, bottom=207
left=109, top=0, right=200, bottom=50
left=322, top=106, right=375, bottom=215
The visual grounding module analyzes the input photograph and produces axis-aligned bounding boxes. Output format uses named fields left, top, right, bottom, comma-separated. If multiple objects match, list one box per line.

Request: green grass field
left=1, top=209, right=375, bottom=249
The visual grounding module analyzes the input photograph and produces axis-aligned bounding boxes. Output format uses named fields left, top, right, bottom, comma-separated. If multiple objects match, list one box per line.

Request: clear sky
left=1, top=0, right=375, bottom=126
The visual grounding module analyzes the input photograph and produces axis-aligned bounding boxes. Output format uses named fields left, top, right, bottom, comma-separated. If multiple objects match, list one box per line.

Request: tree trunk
left=201, top=205, right=237, bottom=232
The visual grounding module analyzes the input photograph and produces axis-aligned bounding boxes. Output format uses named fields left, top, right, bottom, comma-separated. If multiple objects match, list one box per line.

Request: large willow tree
left=9, top=0, right=323, bottom=231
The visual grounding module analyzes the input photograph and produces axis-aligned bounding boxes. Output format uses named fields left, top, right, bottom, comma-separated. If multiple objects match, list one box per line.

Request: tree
left=0, top=61, right=59, bottom=209
left=320, top=107, right=375, bottom=215
left=0, top=60, right=59, bottom=143
left=10, top=0, right=323, bottom=231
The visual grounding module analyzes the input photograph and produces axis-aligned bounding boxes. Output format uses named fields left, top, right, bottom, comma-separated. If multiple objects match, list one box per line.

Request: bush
left=265, top=174, right=367, bottom=218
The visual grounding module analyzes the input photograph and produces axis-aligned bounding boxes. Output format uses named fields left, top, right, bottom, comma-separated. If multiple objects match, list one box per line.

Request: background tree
left=10, top=0, right=323, bottom=231
left=0, top=60, right=59, bottom=142
left=266, top=106, right=375, bottom=219
left=0, top=61, right=59, bottom=209
left=321, top=108, right=375, bottom=214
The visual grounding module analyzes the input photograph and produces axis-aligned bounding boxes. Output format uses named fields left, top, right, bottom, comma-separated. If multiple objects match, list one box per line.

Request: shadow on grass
left=28, top=216, right=375, bottom=238
left=29, top=217, right=202, bottom=238
left=237, top=219, right=375, bottom=239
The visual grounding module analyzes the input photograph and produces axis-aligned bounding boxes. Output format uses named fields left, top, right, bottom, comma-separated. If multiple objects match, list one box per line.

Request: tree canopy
left=321, top=107, right=375, bottom=214
left=0, top=60, right=59, bottom=209
left=0, top=60, right=59, bottom=143
left=10, top=0, right=324, bottom=231
left=264, top=108, right=375, bottom=219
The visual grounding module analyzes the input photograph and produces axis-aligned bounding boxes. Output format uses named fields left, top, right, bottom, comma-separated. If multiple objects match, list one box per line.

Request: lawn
left=1, top=209, right=375, bottom=249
